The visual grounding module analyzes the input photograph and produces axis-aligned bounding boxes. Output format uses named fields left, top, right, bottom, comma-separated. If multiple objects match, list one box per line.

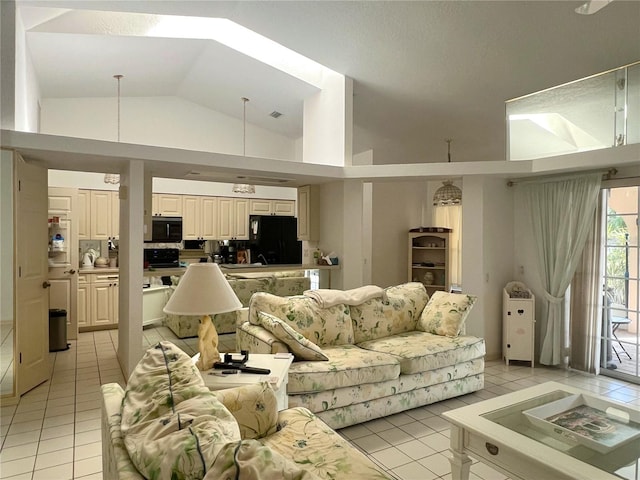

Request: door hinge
left=18, top=266, right=21, bottom=278
left=18, top=180, right=21, bottom=192
left=19, top=352, right=22, bottom=364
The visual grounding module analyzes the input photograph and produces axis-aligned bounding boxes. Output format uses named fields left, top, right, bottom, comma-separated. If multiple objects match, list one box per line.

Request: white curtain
left=569, top=191, right=604, bottom=373
left=433, top=205, right=462, bottom=286
left=520, top=173, right=602, bottom=365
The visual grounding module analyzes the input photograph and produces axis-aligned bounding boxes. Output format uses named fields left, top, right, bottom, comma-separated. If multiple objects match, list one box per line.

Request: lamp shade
left=433, top=180, right=462, bottom=206
left=163, top=263, right=242, bottom=316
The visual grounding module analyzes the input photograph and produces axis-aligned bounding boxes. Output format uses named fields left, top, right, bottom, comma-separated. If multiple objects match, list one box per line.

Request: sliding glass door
left=600, top=186, right=639, bottom=382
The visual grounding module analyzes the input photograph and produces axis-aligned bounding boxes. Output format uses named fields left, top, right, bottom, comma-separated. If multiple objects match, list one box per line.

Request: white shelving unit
left=408, top=228, right=451, bottom=296
left=502, top=281, right=535, bottom=368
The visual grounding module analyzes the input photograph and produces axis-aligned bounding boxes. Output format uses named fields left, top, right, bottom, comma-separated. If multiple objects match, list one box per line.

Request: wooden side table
left=197, top=352, right=294, bottom=410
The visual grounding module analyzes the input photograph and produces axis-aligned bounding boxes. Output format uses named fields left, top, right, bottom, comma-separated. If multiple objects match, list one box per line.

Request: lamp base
left=195, top=315, right=220, bottom=371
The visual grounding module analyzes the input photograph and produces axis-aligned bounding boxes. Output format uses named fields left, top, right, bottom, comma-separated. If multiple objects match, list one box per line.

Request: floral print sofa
left=237, top=282, right=485, bottom=429
left=101, top=341, right=390, bottom=480
left=165, top=271, right=311, bottom=337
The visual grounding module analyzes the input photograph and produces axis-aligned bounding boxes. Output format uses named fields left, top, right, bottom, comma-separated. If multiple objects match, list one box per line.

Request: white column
left=118, top=160, right=145, bottom=377
left=342, top=179, right=365, bottom=289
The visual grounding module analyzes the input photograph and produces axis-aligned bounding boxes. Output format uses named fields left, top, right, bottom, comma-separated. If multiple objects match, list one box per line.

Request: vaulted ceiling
left=17, top=0, right=640, bottom=166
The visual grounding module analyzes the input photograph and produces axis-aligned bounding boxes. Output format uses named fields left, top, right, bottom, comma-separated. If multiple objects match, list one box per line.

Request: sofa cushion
left=121, top=341, right=240, bottom=480
left=211, top=382, right=278, bottom=440
left=350, top=282, right=428, bottom=343
left=262, top=407, right=392, bottom=479
left=249, top=292, right=354, bottom=346
left=257, top=311, right=329, bottom=361
left=205, top=438, right=321, bottom=479
left=286, top=344, right=400, bottom=394
left=357, top=331, right=486, bottom=374
left=417, top=291, right=478, bottom=337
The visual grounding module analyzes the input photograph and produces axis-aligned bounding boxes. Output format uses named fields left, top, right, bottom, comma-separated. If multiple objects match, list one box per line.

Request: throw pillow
left=212, top=382, right=278, bottom=440
left=257, top=311, right=329, bottom=361
left=121, top=341, right=240, bottom=480
left=417, top=291, right=478, bottom=337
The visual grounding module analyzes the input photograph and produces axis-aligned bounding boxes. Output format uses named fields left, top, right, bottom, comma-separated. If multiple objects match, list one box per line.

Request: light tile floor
left=1, top=329, right=639, bottom=480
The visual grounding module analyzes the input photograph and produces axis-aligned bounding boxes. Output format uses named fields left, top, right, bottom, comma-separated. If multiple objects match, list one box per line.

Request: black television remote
left=213, top=363, right=270, bottom=375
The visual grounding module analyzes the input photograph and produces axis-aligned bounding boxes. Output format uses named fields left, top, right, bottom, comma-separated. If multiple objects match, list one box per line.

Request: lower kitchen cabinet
left=79, top=272, right=119, bottom=330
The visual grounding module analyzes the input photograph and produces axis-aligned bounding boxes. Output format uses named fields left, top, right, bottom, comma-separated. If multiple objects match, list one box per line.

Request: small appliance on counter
left=82, top=248, right=98, bottom=268
left=144, top=248, right=180, bottom=269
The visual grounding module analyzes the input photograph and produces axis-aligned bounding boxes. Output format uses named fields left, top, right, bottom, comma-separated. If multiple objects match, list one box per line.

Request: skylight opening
left=146, top=15, right=332, bottom=88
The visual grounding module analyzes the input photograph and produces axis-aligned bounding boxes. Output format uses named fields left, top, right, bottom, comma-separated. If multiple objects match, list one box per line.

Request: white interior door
left=15, top=154, right=50, bottom=395
left=48, top=187, right=79, bottom=340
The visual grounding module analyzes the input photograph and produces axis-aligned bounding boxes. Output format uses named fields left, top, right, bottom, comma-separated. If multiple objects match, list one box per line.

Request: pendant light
left=433, top=139, right=462, bottom=206
left=232, top=97, right=256, bottom=194
left=104, top=74, right=123, bottom=184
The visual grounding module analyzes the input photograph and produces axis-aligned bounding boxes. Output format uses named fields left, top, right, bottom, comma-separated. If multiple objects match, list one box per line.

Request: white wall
left=0, top=0, right=15, bottom=130
left=318, top=182, right=345, bottom=289
left=461, top=176, right=515, bottom=360
left=0, top=151, right=14, bottom=321
left=371, top=181, right=427, bottom=287
left=41, top=96, right=298, bottom=162
left=14, top=9, right=40, bottom=133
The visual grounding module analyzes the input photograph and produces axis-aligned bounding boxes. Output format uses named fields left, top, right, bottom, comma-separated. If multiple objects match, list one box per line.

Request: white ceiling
left=17, top=0, right=640, bottom=166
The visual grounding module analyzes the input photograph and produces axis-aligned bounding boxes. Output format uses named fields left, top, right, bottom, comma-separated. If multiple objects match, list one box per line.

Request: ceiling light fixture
left=433, top=139, right=462, bottom=206
left=104, top=74, right=123, bottom=184
left=232, top=97, right=256, bottom=195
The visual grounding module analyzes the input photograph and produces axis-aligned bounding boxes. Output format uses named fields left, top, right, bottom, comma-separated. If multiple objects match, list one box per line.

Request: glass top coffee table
left=442, top=381, right=640, bottom=480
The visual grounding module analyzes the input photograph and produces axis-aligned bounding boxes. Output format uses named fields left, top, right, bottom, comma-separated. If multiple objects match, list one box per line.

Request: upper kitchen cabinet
left=182, top=195, right=218, bottom=240
left=152, top=193, right=183, bottom=216
left=77, top=189, right=90, bottom=240
left=297, top=185, right=319, bottom=241
left=89, top=190, right=119, bottom=240
left=249, top=199, right=295, bottom=216
left=218, top=198, right=249, bottom=240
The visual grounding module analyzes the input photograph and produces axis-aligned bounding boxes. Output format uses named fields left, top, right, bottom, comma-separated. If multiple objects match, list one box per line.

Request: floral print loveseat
left=237, top=282, right=485, bottom=429
left=101, top=341, right=391, bottom=480
left=165, top=271, right=310, bottom=337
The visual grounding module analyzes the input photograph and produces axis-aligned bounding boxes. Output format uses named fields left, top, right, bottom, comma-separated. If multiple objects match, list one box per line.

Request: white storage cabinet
left=502, top=281, right=535, bottom=367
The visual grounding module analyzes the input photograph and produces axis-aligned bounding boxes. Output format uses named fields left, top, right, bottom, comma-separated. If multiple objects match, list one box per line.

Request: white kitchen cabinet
left=79, top=272, right=118, bottom=330
left=503, top=282, right=535, bottom=367
left=77, top=274, right=89, bottom=329
left=297, top=185, right=319, bottom=241
left=250, top=199, right=295, bottom=216
left=153, top=193, right=183, bottom=216
left=77, top=189, right=90, bottom=240
left=182, top=195, right=201, bottom=240
left=111, top=190, right=119, bottom=239
left=218, top=198, right=249, bottom=240
left=89, top=190, right=119, bottom=240
left=182, top=195, right=218, bottom=240
left=90, top=274, right=119, bottom=327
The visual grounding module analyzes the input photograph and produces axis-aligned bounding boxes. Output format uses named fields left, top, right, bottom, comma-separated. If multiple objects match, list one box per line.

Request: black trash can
left=49, top=309, right=70, bottom=352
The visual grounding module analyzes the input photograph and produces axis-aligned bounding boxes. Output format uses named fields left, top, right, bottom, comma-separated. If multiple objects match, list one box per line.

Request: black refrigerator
left=249, top=215, right=302, bottom=264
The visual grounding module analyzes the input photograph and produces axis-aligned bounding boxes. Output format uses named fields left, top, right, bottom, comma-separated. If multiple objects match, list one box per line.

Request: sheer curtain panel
left=520, top=172, right=602, bottom=365
left=569, top=191, right=605, bottom=373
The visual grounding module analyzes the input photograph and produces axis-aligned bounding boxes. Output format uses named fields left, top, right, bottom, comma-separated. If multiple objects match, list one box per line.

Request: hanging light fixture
left=104, top=74, right=123, bottom=184
left=232, top=97, right=256, bottom=194
left=432, top=139, right=462, bottom=206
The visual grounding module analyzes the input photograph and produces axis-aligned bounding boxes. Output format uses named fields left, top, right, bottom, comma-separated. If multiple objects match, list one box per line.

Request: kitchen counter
left=79, top=267, right=119, bottom=274
left=221, top=264, right=338, bottom=274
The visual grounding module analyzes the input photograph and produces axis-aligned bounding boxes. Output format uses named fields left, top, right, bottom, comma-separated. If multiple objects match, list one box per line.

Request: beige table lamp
left=163, top=263, right=242, bottom=370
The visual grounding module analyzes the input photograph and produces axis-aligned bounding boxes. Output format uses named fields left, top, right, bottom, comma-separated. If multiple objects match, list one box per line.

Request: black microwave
left=150, top=217, right=183, bottom=243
